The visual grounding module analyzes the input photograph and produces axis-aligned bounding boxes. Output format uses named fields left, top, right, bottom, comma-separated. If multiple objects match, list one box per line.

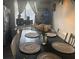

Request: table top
left=15, top=28, right=74, bottom=59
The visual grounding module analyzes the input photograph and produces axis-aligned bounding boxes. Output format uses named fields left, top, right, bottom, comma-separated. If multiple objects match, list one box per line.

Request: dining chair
left=67, top=33, right=75, bottom=48
left=51, top=33, right=75, bottom=58
left=56, top=28, right=68, bottom=40
left=56, top=28, right=75, bottom=47
left=10, top=29, right=21, bottom=59
left=16, top=18, right=25, bottom=26
left=11, top=35, right=17, bottom=58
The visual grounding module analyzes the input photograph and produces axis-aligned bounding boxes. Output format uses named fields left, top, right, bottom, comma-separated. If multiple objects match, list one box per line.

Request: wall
left=3, top=0, right=16, bottom=40
left=36, top=0, right=52, bottom=24
left=52, top=0, right=75, bottom=35
left=3, top=0, right=15, bottom=29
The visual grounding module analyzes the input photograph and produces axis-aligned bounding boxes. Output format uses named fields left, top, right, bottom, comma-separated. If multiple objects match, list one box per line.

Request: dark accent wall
left=4, top=0, right=15, bottom=29
left=3, top=0, right=16, bottom=45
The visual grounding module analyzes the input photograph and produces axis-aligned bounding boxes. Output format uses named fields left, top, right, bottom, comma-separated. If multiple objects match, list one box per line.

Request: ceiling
left=3, top=0, right=75, bottom=12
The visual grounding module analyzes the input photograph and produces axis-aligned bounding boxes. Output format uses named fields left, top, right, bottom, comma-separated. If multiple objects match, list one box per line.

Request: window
left=21, top=2, right=35, bottom=24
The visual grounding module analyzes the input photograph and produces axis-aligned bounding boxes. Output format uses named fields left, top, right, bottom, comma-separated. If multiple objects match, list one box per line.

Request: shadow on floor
left=3, top=45, right=14, bottom=59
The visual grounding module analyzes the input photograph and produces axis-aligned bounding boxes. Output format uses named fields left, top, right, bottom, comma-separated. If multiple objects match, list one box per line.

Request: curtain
left=29, top=1, right=38, bottom=15
left=17, top=0, right=27, bottom=14
left=3, top=5, right=10, bottom=31
left=14, top=0, right=19, bottom=26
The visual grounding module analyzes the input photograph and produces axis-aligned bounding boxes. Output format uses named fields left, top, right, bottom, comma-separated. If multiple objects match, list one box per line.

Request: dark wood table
left=15, top=28, right=75, bottom=59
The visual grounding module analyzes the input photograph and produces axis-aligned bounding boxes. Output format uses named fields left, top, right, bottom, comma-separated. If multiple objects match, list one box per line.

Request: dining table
left=14, top=26, right=75, bottom=59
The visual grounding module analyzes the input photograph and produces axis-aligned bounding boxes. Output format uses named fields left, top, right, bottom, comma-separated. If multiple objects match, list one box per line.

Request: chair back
left=10, top=30, right=21, bottom=58
left=68, top=33, right=75, bottom=47
left=57, top=28, right=68, bottom=40
left=11, top=34, right=17, bottom=58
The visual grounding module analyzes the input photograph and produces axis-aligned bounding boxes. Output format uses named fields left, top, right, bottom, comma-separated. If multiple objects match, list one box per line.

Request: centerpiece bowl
left=33, top=24, right=52, bottom=45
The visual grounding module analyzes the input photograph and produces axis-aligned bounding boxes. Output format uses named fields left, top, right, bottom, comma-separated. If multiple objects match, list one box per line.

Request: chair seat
left=52, top=42, right=75, bottom=54
left=37, top=52, right=61, bottom=59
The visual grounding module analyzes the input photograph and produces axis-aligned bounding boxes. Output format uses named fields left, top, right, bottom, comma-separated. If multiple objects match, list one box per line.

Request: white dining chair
left=51, top=33, right=75, bottom=54
left=67, top=33, right=75, bottom=48
left=10, top=29, right=21, bottom=58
